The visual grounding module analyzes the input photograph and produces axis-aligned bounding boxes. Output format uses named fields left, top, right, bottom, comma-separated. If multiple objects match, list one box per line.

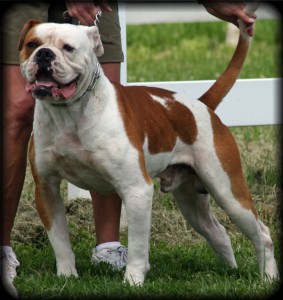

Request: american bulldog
left=18, top=4, right=278, bottom=285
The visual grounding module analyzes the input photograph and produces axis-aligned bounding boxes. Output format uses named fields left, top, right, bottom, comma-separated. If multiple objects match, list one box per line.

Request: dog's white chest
left=33, top=105, right=117, bottom=193
left=54, top=133, right=114, bottom=192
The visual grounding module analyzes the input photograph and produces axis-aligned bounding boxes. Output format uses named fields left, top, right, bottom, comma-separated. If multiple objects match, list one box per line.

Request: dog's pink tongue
left=61, top=81, right=76, bottom=98
left=53, top=81, right=76, bottom=99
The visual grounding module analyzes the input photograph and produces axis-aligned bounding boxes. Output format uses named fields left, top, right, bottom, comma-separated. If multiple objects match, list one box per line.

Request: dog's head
left=18, top=19, right=104, bottom=104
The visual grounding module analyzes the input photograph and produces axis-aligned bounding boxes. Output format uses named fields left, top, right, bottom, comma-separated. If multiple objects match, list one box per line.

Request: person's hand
left=65, top=0, right=112, bottom=26
left=202, top=1, right=257, bottom=37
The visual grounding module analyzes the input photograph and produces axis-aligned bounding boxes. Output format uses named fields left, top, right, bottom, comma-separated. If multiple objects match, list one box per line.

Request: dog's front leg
left=29, top=140, right=78, bottom=277
left=34, top=179, right=78, bottom=277
left=35, top=180, right=78, bottom=277
left=122, top=183, right=154, bottom=286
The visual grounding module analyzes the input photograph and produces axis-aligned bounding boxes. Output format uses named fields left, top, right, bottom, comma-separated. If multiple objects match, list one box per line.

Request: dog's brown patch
left=114, top=84, right=197, bottom=184
left=18, top=19, right=43, bottom=62
left=208, top=108, right=257, bottom=217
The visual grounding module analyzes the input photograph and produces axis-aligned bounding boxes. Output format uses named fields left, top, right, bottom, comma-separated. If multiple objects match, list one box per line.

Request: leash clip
left=93, top=9, right=102, bottom=26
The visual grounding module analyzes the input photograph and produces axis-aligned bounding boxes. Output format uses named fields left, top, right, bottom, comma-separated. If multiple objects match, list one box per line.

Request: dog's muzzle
left=32, top=48, right=57, bottom=99
left=26, top=48, right=79, bottom=101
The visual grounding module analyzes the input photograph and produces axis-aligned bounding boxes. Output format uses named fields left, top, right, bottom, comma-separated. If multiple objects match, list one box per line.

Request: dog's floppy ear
left=83, top=26, right=104, bottom=57
left=18, top=19, right=42, bottom=51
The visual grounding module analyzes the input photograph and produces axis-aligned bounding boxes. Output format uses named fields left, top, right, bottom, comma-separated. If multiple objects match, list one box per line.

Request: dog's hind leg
left=194, top=115, right=279, bottom=280
left=203, top=177, right=278, bottom=280
left=29, top=140, right=78, bottom=277
left=173, top=179, right=237, bottom=268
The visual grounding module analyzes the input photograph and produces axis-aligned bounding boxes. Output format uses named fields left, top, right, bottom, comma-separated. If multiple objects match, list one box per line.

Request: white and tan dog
left=19, top=4, right=278, bottom=285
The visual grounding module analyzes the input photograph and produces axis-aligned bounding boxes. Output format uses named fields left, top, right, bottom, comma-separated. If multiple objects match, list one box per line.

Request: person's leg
left=1, top=65, right=34, bottom=298
left=1, top=1, right=49, bottom=244
left=2, top=66, right=35, bottom=247
left=91, top=190, right=127, bottom=270
left=90, top=192, right=122, bottom=245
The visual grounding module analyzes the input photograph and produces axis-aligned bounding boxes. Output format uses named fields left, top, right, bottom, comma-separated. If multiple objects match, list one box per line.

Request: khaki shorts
left=1, top=1, right=124, bottom=65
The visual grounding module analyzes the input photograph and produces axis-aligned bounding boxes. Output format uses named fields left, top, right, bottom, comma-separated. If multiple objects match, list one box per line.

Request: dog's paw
left=57, top=264, right=79, bottom=277
left=264, top=264, right=279, bottom=282
left=123, top=272, right=144, bottom=286
left=123, top=262, right=150, bottom=286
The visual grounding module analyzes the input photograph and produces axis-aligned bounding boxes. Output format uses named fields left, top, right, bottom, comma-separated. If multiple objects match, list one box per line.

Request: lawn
left=126, top=19, right=281, bottom=82
left=11, top=19, right=281, bottom=299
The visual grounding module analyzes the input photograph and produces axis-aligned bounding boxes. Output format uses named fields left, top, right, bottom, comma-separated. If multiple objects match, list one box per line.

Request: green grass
left=14, top=241, right=280, bottom=299
left=11, top=19, right=282, bottom=299
left=127, top=20, right=281, bottom=82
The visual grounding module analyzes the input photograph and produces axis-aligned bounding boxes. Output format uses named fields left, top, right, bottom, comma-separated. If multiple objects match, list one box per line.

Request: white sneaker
left=91, top=245, right=128, bottom=270
left=1, top=250, right=20, bottom=298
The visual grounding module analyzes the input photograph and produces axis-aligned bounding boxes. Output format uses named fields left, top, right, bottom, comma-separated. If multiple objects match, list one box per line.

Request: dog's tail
left=198, top=3, right=259, bottom=111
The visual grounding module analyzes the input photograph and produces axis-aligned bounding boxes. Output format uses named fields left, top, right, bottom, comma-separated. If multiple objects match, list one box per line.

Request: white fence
left=68, top=3, right=281, bottom=201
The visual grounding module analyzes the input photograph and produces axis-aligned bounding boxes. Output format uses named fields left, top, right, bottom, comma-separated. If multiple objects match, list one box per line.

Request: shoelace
left=107, top=246, right=128, bottom=267
left=2, top=252, right=20, bottom=280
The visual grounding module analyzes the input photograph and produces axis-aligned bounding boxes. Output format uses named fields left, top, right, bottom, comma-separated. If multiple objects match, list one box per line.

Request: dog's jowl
left=19, top=4, right=278, bottom=286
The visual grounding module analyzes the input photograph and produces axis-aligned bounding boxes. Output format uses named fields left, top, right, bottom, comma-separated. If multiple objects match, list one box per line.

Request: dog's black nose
left=35, top=48, right=55, bottom=66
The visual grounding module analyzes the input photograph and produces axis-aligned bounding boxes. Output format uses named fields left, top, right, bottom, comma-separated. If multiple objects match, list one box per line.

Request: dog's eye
left=63, top=44, right=75, bottom=52
left=26, top=41, right=38, bottom=49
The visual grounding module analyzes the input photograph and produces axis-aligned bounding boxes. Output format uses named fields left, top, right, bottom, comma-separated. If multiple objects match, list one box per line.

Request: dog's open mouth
left=26, top=71, right=78, bottom=100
